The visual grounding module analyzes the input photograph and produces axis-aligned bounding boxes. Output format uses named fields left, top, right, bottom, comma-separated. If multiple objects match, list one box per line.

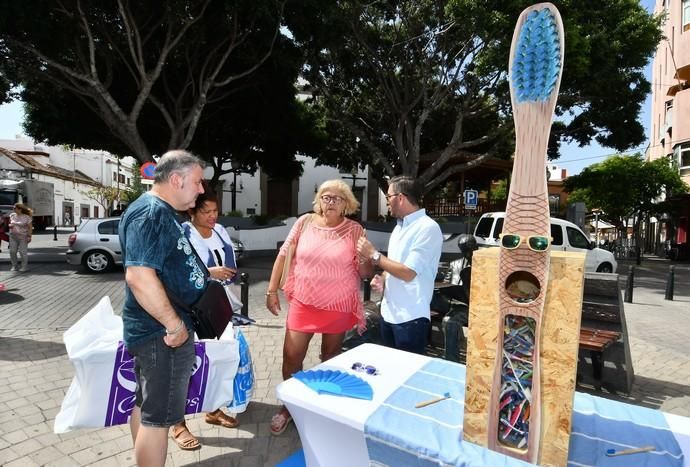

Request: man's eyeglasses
left=351, top=362, right=378, bottom=375
left=384, top=192, right=404, bottom=201
left=320, top=195, right=344, bottom=204
left=499, top=233, right=551, bottom=252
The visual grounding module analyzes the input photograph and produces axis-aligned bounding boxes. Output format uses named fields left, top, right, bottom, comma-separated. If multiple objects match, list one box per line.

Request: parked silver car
left=66, top=217, right=245, bottom=273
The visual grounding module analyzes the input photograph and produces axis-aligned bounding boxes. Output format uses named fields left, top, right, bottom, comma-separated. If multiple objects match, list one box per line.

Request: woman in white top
left=170, top=188, right=241, bottom=451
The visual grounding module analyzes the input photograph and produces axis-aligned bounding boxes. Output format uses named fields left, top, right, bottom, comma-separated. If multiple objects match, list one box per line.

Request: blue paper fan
left=292, top=370, right=373, bottom=400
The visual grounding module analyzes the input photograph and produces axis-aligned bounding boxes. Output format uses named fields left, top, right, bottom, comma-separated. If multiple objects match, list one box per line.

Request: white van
left=473, top=212, right=617, bottom=273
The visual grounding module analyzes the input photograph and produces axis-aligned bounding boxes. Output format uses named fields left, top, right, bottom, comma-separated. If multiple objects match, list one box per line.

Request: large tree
left=564, top=154, right=689, bottom=258
left=0, top=0, right=285, bottom=162
left=16, top=29, right=322, bottom=182
left=286, top=0, right=662, bottom=194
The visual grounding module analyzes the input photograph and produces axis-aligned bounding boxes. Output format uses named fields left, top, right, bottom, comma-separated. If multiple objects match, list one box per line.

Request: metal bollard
left=665, top=265, right=675, bottom=301
left=624, top=266, right=634, bottom=303
left=53, top=225, right=58, bottom=241
left=362, top=279, right=371, bottom=301
left=239, top=272, right=249, bottom=317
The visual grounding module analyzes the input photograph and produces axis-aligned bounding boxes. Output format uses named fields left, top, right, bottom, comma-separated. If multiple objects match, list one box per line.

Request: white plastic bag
left=54, top=297, right=240, bottom=433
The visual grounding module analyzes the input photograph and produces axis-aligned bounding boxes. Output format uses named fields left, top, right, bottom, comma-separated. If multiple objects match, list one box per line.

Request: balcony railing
left=424, top=197, right=507, bottom=218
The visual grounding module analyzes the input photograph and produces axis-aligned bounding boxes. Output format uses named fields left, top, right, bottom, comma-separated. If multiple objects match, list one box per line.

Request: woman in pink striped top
left=265, top=179, right=373, bottom=435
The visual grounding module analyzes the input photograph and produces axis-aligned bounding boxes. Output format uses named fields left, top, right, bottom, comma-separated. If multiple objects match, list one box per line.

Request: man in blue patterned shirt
left=119, top=149, right=205, bottom=466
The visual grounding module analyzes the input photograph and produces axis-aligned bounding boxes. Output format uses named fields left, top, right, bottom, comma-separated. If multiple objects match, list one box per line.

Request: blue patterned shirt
left=119, top=193, right=206, bottom=348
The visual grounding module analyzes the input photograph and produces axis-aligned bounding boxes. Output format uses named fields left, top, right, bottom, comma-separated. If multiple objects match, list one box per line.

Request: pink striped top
left=280, top=214, right=365, bottom=331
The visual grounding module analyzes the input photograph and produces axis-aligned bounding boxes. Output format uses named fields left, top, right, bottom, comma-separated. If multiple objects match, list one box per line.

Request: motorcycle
left=432, top=234, right=477, bottom=362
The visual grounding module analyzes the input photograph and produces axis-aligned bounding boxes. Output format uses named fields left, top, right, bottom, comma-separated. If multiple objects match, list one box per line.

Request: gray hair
left=154, top=150, right=205, bottom=183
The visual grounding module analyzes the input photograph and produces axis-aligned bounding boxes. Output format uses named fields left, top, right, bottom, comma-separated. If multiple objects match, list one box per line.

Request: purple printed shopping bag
left=104, top=341, right=210, bottom=427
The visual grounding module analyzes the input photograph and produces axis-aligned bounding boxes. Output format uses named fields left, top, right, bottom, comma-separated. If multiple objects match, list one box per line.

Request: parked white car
left=473, top=212, right=617, bottom=273
left=67, top=217, right=245, bottom=273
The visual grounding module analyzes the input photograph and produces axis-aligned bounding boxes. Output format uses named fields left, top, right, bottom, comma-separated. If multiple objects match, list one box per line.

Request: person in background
left=265, top=179, right=373, bottom=435
left=357, top=175, right=443, bottom=354
left=0, top=214, right=10, bottom=253
left=119, top=150, right=205, bottom=467
left=9, top=203, right=33, bottom=272
left=169, top=184, right=242, bottom=450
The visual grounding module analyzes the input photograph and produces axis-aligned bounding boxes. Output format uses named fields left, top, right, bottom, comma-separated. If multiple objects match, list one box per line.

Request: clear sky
left=0, top=0, right=658, bottom=174
left=0, top=99, right=24, bottom=140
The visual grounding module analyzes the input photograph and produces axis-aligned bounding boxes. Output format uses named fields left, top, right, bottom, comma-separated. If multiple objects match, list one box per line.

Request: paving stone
left=4, top=456, right=40, bottom=467
left=2, top=429, right=29, bottom=445
left=11, top=438, right=43, bottom=457
left=27, top=445, right=65, bottom=465
left=0, top=446, right=21, bottom=464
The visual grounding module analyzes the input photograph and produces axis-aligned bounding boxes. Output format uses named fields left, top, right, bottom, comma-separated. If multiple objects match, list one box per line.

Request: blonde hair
left=14, top=203, right=33, bottom=216
left=312, top=179, right=360, bottom=216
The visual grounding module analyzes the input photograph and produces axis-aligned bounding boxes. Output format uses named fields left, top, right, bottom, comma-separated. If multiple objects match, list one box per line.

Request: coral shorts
left=286, top=299, right=357, bottom=334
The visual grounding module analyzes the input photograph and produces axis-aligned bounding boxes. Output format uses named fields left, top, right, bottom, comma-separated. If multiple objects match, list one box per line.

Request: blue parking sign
left=463, top=189, right=478, bottom=209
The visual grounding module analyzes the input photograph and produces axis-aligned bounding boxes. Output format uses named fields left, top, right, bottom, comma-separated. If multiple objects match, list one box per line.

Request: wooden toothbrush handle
left=415, top=396, right=446, bottom=408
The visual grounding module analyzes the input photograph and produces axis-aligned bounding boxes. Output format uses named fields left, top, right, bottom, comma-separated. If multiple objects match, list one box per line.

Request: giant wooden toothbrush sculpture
left=487, top=3, right=564, bottom=463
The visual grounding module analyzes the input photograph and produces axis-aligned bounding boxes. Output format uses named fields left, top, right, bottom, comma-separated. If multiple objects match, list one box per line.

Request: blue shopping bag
left=227, top=328, right=254, bottom=412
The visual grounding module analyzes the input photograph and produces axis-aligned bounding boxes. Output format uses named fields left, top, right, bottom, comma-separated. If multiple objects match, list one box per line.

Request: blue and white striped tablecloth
left=364, top=359, right=688, bottom=466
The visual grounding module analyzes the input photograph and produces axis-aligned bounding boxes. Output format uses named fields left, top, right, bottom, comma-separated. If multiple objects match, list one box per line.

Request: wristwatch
left=371, top=251, right=381, bottom=266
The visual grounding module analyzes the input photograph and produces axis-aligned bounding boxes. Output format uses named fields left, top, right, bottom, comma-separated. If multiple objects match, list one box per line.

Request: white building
left=213, top=155, right=375, bottom=220
left=0, top=137, right=139, bottom=225
left=1, top=135, right=382, bottom=223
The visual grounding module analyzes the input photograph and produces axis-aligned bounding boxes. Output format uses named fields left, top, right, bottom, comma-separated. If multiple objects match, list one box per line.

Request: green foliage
left=286, top=0, right=662, bottom=194
left=0, top=0, right=300, bottom=179
left=81, top=184, right=120, bottom=213
left=564, top=154, right=689, bottom=233
left=251, top=214, right=270, bottom=225
left=490, top=179, right=508, bottom=202
left=225, top=210, right=243, bottom=217
left=122, top=163, right=147, bottom=205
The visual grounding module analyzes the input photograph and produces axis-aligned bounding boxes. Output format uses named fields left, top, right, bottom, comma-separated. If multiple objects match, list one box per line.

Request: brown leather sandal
left=170, top=422, right=201, bottom=450
left=204, top=409, right=239, bottom=428
left=270, top=407, right=293, bottom=436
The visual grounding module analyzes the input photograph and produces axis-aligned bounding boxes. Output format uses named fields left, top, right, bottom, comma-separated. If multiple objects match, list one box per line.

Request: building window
left=677, top=143, right=690, bottom=169
left=548, top=194, right=560, bottom=215
left=683, top=0, right=690, bottom=31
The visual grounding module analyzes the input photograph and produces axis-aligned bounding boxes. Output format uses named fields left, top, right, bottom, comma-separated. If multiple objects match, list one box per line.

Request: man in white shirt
left=357, top=176, right=443, bottom=354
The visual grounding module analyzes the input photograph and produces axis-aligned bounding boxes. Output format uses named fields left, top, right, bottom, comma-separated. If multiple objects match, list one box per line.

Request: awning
left=589, top=219, right=616, bottom=230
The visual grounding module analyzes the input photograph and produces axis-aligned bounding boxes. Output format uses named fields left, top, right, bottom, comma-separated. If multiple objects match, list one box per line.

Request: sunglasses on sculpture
left=499, top=233, right=551, bottom=252
left=351, top=362, right=378, bottom=375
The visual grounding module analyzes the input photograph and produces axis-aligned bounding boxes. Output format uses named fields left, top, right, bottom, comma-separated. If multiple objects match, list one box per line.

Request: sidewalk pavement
left=0, top=228, right=75, bottom=266
left=1, top=243, right=689, bottom=465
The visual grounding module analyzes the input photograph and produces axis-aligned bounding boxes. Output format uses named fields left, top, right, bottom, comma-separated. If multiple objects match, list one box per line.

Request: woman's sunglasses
left=499, top=233, right=551, bottom=252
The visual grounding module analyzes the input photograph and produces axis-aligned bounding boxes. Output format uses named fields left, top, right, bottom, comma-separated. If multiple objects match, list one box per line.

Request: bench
left=579, top=327, right=621, bottom=388
left=577, top=272, right=634, bottom=394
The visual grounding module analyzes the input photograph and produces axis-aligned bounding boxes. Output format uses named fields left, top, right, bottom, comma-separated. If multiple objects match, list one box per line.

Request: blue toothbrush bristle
left=511, top=8, right=561, bottom=102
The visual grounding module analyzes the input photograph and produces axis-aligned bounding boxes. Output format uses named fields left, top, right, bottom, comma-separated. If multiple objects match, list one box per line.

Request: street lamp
left=230, top=160, right=243, bottom=212
left=593, top=208, right=601, bottom=246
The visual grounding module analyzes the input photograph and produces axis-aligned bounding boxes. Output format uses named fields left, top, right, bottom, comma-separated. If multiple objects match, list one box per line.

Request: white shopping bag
left=54, top=297, right=240, bottom=433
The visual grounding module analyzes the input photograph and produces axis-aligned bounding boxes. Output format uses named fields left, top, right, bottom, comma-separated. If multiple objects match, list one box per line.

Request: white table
left=277, top=344, right=690, bottom=467
left=277, top=343, right=428, bottom=466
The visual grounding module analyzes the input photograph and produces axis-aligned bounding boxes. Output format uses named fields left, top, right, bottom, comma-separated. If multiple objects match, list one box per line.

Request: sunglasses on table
left=499, top=233, right=551, bottom=252
left=351, top=362, right=378, bottom=375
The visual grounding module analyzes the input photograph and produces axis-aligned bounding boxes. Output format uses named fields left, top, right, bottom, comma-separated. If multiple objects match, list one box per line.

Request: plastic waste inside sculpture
left=487, top=3, right=564, bottom=463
